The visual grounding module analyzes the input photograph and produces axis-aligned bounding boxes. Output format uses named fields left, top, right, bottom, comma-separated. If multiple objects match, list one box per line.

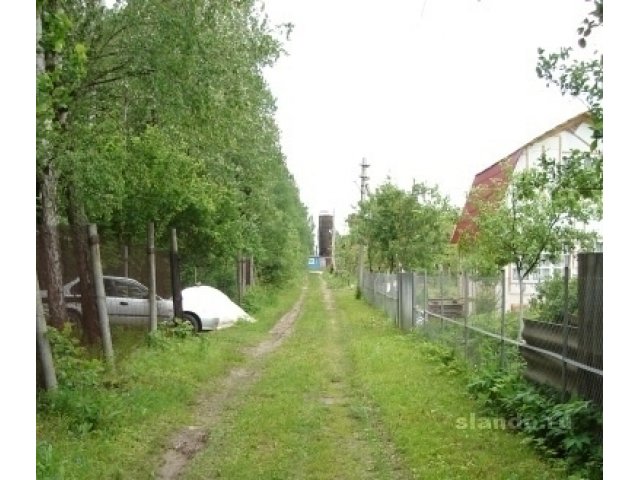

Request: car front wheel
left=181, top=312, right=201, bottom=332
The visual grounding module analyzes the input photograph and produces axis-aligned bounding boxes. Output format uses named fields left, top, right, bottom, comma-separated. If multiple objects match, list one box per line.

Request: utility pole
left=357, top=158, right=370, bottom=295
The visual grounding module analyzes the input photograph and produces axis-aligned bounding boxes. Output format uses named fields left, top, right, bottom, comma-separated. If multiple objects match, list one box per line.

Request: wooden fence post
left=123, top=245, right=129, bottom=278
left=148, top=222, right=157, bottom=332
left=170, top=228, right=183, bottom=319
left=88, top=224, right=114, bottom=367
left=236, top=253, right=242, bottom=302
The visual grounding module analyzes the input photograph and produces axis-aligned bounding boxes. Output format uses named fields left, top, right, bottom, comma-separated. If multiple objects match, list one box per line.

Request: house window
left=511, top=255, right=565, bottom=284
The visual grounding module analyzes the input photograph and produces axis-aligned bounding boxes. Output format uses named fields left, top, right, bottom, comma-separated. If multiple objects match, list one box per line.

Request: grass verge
left=334, top=283, right=567, bottom=479
left=36, top=279, right=303, bottom=479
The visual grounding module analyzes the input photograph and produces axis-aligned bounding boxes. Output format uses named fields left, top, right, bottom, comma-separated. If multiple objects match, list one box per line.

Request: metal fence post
left=500, top=267, right=506, bottom=369
left=463, top=271, right=469, bottom=360
left=148, top=222, right=157, bottom=332
left=561, top=256, right=570, bottom=402
left=36, top=274, right=57, bottom=391
left=423, top=271, right=428, bottom=331
left=439, top=266, right=444, bottom=330
left=170, top=228, right=183, bottom=319
left=374, top=273, right=379, bottom=309
left=397, top=271, right=402, bottom=328
left=122, top=245, right=129, bottom=278
left=236, top=252, right=242, bottom=302
left=411, top=272, right=416, bottom=328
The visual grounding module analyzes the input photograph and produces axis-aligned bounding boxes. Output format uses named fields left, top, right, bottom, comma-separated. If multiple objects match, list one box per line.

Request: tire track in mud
left=155, top=286, right=307, bottom=480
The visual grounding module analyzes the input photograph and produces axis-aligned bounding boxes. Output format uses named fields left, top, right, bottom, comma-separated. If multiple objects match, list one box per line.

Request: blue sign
left=307, top=256, right=321, bottom=270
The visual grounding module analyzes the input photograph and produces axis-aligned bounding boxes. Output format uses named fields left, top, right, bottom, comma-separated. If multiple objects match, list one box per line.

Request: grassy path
left=183, top=274, right=405, bottom=479
left=38, top=273, right=566, bottom=478
left=182, top=274, right=565, bottom=479
left=156, top=288, right=307, bottom=478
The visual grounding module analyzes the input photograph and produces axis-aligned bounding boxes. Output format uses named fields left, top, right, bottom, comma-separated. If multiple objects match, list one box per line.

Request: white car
left=61, top=276, right=174, bottom=326
left=42, top=278, right=252, bottom=333
left=180, top=285, right=255, bottom=332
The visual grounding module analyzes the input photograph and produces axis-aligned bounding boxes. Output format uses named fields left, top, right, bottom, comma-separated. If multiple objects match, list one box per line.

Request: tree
left=460, top=154, right=601, bottom=341
left=350, top=180, right=456, bottom=273
left=333, top=232, right=360, bottom=278
left=37, top=0, right=313, bottom=336
left=536, top=0, right=602, bottom=191
left=37, top=0, right=91, bottom=330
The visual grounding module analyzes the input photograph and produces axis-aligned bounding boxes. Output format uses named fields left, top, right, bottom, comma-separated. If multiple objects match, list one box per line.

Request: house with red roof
left=451, top=111, right=602, bottom=310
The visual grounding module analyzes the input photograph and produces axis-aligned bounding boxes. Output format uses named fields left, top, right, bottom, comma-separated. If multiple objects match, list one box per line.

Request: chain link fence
left=37, top=224, right=175, bottom=329
left=360, top=253, right=603, bottom=405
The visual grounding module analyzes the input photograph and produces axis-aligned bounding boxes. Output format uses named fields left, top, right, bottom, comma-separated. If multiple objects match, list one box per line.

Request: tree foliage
left=529, top=275, right=579, bottom=324
left=459, top=154, right=601, bottom=340
left=349, top=180, right=457, bottom=273
left=37, top=0, right=313, bottom=318
left=536, top=0, right=603, bottom=189
left=461, top=155, right=600, bottom=276
left=455, top=0, right=604, bottom=340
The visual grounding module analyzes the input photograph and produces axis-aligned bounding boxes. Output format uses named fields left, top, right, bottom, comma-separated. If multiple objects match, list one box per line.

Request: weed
left=241, top=285, right=275, bottom=314
left=467, top=367, right=602, bottom=479
left=36, top=441, right=64, bottom=480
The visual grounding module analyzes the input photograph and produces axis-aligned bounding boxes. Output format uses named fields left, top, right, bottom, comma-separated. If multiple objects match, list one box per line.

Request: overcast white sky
left=260, top=0, right=599, bottom=233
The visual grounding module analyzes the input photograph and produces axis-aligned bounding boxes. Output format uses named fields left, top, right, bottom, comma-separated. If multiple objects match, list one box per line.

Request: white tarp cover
left=181, top=285, right=255, bottom=328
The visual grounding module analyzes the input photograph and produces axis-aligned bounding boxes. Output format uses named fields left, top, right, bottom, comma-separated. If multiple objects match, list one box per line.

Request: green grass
left=38, top=274, right=571, bottom=479
left=184, top=275, right=566, bottom=479
left=334, top=286, right=566, bottom=479
left=36, top=279, right=303, bottom=479
left=184, top=273, right=398, bottom=479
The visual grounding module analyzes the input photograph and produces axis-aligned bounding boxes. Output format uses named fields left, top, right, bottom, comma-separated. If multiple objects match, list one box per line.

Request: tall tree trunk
left=41, top=165, right=66, bottom=330
left=67, top=184, right=102, bottom=345
left=38, top=2, right=66, bottom=330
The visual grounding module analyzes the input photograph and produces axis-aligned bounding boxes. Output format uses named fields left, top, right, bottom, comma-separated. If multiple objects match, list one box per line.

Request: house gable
left=450, top=111, right=593, bottom=245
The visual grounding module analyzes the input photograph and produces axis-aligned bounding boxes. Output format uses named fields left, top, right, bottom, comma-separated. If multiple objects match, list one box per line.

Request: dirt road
left=156, top=287, right=307, bottom=479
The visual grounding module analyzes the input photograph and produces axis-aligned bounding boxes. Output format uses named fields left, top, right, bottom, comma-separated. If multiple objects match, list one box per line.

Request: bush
left=45, top=325, right=106, bottom=390
left=38, top=326, right=125, bottom=435
left=241, top=284, right=275, bottom=314
left=529, top=274, right=578, bottom=323
left=467, top=367, right=602, bottom=479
